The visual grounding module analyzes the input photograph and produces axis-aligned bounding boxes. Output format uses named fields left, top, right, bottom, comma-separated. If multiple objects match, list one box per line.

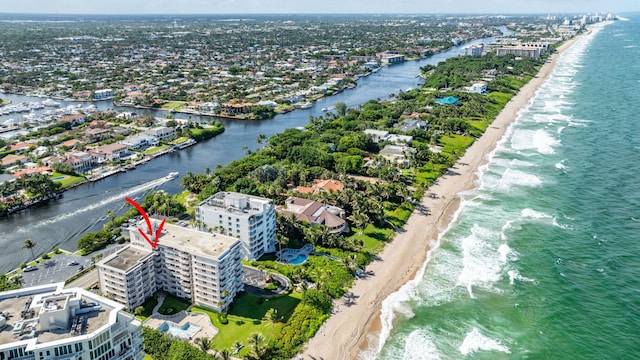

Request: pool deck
left=143, top=293, right=218, bottom=342
left=277, top=244, right=315, bottom=264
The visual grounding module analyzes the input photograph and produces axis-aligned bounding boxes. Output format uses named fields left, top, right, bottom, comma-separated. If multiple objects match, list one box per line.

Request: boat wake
left=15, top=176, right=172, bottom=232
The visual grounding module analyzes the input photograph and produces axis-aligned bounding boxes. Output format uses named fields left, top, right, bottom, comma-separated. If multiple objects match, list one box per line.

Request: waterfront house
left=91, top=143, right=129, bottom=163
left=59, top=114, right=86, bottom=126
left=397, top=117, right=428, bottom=132
left=278, top=197, right=348, bottom=234
left=120, top=134, right=158, bottom=150
left=379, top=144, right=417, bottom=167
left=143, top=126, right=175, bottom=141
left=295, top=179, right=344, bottom=195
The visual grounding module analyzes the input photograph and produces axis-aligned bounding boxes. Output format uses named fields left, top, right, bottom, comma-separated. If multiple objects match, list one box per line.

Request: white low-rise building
left=196, top=192, right=276, bottom=260
left=0, top=283, right=144, bottom=360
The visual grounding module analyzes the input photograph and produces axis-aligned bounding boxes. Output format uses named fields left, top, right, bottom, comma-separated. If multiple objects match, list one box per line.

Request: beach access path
left=301, top=30, right=588, bottom=360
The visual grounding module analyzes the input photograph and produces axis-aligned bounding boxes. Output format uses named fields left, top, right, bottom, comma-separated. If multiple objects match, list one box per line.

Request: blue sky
left=0, top=0, right=636, bottom=15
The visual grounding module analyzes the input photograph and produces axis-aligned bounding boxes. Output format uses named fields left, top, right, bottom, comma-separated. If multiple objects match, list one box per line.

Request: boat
left=297, top=102, right=312, bottom=109
left=42, top=99, right=60, bottom=107
left=322, top=106, right=335, bottom=112
left=166, top=172, right=179, bottom=180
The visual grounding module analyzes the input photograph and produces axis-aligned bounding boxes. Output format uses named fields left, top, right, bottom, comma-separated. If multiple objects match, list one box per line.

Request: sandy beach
left=301, top=33, right=585, bottom=360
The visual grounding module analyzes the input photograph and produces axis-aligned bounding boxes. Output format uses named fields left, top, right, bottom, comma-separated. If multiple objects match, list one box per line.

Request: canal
left=0, top=38, right=489, bottom=272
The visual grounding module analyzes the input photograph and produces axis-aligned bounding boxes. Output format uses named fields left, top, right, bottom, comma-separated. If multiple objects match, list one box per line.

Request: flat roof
left=103, top=246, right=152, bottom=271
left=159, top=222, right=239, bottom=259
left=0, top=287, right=115, bottom=348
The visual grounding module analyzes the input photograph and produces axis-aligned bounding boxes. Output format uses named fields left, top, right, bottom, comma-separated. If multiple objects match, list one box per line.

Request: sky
left=0, top=0, right=636, bottom=15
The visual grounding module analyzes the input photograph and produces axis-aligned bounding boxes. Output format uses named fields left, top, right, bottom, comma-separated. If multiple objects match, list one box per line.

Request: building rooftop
left=103, top=246, right=153, bottom=271
left=199, top=191, right=273, bottom=217
left=0, top=284, right=119, bottom=350
left=127, top=220, right=240, bottom=259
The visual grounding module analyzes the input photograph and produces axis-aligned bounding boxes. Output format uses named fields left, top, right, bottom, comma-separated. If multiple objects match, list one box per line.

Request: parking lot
left=18, top=244, right=123, bottom=288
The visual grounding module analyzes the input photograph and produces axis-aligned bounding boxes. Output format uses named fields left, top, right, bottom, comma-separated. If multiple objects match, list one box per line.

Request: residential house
left=8, top=142, right=33, bottom=154
left=463, top=82, right=488, bottom=94
left=91, top=143, right=129, bottom=164
left=59, top=114, right=86, bottom=127
left=120, top=134, right=158, bottom=150
left=1, top=154, right=27, bottom=168
left=379, top=144, right=417, bottom=167
left=94, top=88, right=114, bottom=99
left=278, top=197, right=348, bottom=234
left=143, top=126, right=175, bottom=141
left=295, top=179, right=344, bottom=195
left=397, top=117, right=428, bottom=132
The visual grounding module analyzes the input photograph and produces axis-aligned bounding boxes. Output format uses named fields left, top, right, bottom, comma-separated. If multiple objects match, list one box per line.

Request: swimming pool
left=288, top=254, right=308, bottom=265
left=157, top=321, right=202, bottom=340
left=51, top=176, right=65, bottom=181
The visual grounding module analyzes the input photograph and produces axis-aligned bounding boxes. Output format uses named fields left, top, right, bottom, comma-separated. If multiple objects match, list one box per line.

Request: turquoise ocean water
left=366, top=15, right=640, bottom=360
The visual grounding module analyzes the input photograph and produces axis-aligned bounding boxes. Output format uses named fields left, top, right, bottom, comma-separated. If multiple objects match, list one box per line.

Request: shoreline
left=301, top=30, right=590, bottom=360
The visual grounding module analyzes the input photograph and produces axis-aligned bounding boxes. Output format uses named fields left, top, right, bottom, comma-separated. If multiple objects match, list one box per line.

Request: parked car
left=23, top=266, right=38, bottom=272
left=77, top=265, right=84, bottom=272
left=67, top=260, right=79, bottom=266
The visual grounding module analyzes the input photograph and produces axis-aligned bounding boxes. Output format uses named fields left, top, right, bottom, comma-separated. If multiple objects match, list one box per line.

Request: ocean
left=366, top=15, right=640, bottom=359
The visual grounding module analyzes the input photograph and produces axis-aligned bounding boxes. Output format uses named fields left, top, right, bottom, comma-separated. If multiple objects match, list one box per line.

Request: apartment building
left=98, top=221, right=244, bottom=312
left=196, top=192, right=276, bottom=260
left=0, top=283, right=144, bottom=360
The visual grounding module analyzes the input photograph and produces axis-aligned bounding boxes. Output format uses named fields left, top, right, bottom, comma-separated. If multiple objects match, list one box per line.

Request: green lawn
left=439, top=134, right=474, bottom=155
left=143, top=144, right=169, bottom=155
left=192, top=292, right=301, bottom=355
left=157, top=295, right=191, bottom=315
left=160, top=101, right=186, bottom=110
left=387, top=202, right=414, bottom=228
left=51, top=172, right=85, bottom=188
left=137, top=296, right=159, bottom=320
left=346, top=224, right=394, bottom=254
left=170, top=137, right=190, bottom=145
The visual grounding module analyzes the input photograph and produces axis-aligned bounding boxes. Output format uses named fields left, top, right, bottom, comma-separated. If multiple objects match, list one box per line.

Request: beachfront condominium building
left=98, top=221, right=244, bottom=312
left=196, top=192, right=276, bottom=260
left=0, top=283, right=144, bottom=360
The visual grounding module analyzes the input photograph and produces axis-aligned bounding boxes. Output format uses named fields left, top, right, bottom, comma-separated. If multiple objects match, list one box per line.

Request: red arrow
left=125, top=197, right=164, bottom=250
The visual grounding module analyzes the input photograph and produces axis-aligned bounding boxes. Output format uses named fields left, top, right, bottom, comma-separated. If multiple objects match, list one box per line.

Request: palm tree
left=22, top=239, right=36, bottom=260
left=262, top=308, right=279, bottom=342
left=231, top=341, right=243, bottom=355
left=194, top=337, right=211, bottom=353
left=247, top=333, right=266, bottom=359
left=105, top=209, right=116, bottom=229
left=215, top=348, right=231, bottom=360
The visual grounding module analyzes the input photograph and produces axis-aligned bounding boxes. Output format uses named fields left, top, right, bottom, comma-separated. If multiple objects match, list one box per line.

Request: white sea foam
left=552, top=217, right=574, bottom=230
left=459, top=328, right=511, bottom=356
left=375, top=203, right=468, bottom=355
left=533, top=129, right=559, bottom=154
left=500, top=169, right=542, bottom=188
left=555, top=162, right=566, bottom=170
left=507, top=270, right=538, bottom=285
left=457, top=224, right=504, bottom=298
left=521, top=208, right=552, bottom=220
left=402, top=330, right=441, bottom=360
left=498, top=243, right=519, bottom=263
